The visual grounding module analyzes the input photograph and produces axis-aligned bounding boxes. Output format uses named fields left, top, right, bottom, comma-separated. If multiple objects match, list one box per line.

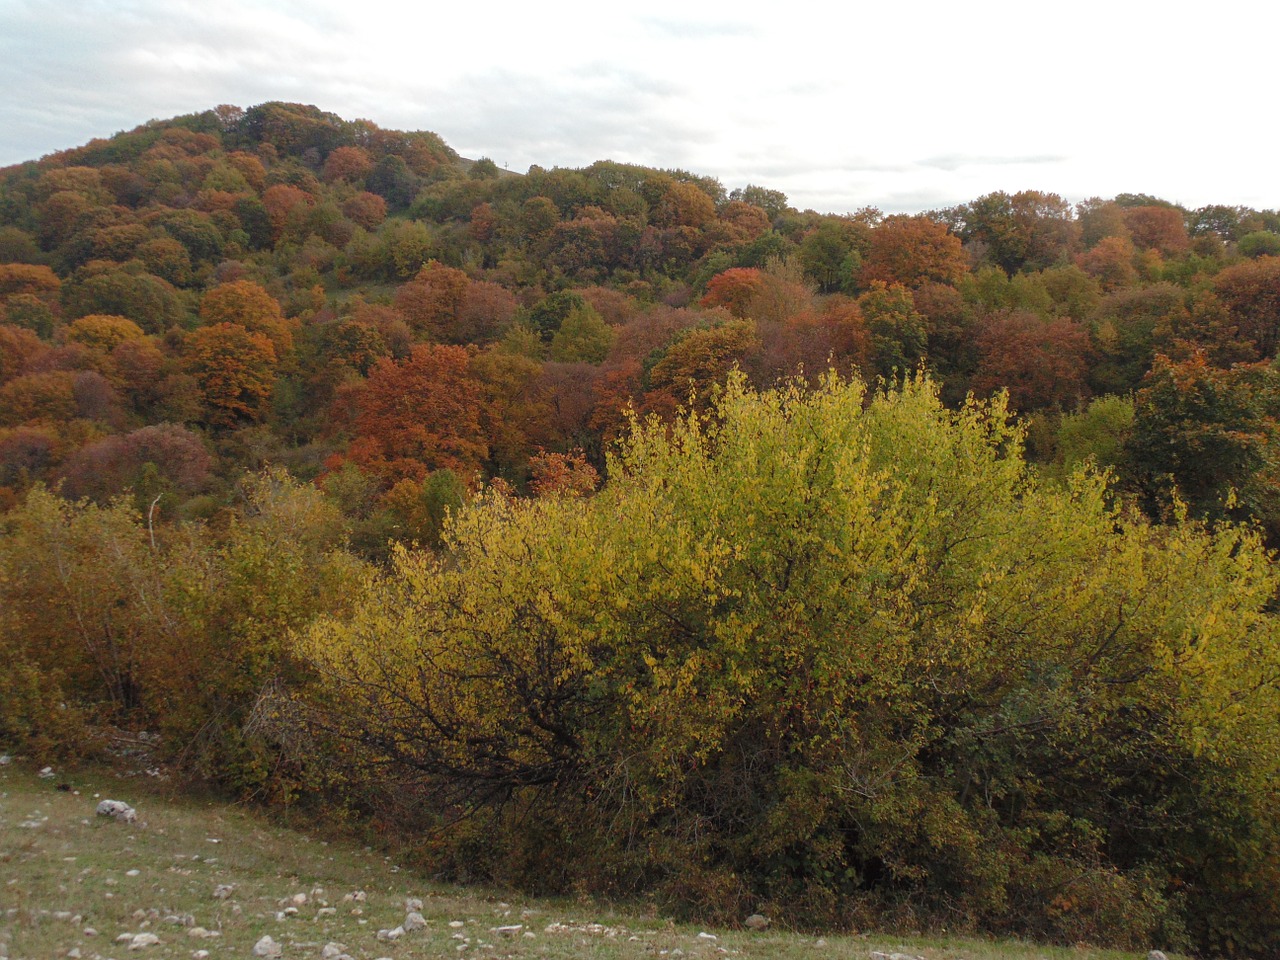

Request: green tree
left=549, top=303, right=615, bottom=363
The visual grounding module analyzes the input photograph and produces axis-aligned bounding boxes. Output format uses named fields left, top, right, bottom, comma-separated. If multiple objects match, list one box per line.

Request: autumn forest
left=1, top=103, right=1278, bottom=957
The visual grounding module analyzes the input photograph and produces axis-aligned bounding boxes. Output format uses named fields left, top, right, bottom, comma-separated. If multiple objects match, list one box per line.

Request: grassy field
left=0, top=761, right=1160, bottom=960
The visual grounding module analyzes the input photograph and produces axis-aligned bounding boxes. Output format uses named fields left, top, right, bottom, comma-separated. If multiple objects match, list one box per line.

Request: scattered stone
left=253, top=934, right=283, bottom=957
left=814, top=938, right=827, bottom=947
left=193, top=952, right=210, bottom=960
left=290, top=893, right=308, bottom=907
left=163, top=913, right=194, bottom=926
left=377, top=926, right=405, bottom=941
left=39, top=766, right=55, bottom=778
left=321, top=943, right=348, bottom=958
left=405, top=897, right=423, bottom=912
left=493, top=925, right=523, bottom=936
left=403, top=912, right=427, bottom=932
left=698, top=932, right=718, bottom=941
left=745, top=914, right=769, bottom=931
left=83, top=927, right=98, bottom=937
left=67, top=950, right=81, bottom=959
left=871, top=953, right=924, bottom=960
left=52, top=910, right=72, bottom=921
left=212, top=883, right=235, bottom=899
left=0, top=754, right=11, bottom=764
left=125, top=868, right=140, bottom=876
left=187, top=927, right=219, bottom=939
left=95, top=799, right=138, bottom=823
left=1149, top=953, right=1169, bottom=960
left=449, top=920, right=465, bottom=928
left=316, top=907, right=337, bottom=917
left=127, top=932, right=161, bottom=949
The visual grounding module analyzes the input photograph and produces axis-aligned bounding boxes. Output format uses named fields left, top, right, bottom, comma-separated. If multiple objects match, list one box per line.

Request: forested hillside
left=1, top=102, right=1278, bottom=957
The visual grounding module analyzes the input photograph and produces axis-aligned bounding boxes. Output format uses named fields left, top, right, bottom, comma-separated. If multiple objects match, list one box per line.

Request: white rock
left=316, top=907, right=337, bottom=917
left=193, top=952, right=210, bottom=960
left=212, top=884, right=235, bottom=899
left=405, top=897, right=423, bottom=912
left=252, top=934, right=283, bottom=957
left=697, top=932, right=718, bottom=941
left=128, top=932, right=161, bottom=949
left=1149, top=953, right=1169, bottom=960
left=39, top=766, right=55, bottom=777
left=67, top=950, right=81, bottom=959
left=321, top=943, right=348, bottom=958
left=493, top=925, right=523, bottom=936
left=126, top=869, right=140, bottom=876
left=403, top=912, right=426, bottom=931
left=83, top=928, right=97, bottom=937
left=377, top=926, right=405, bottom=941
left=448, top=920, right=465, bottom=928
left=95, top=799, right=138, bottom=823
left=290, top=893, right=307, bottom=907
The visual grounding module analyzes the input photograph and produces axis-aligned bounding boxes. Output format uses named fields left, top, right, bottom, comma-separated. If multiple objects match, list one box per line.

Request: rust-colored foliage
left=347, top=344, right=488, bottom=483
left=182, top=322, right=279, bottom=428
left=1075, top=236, right=1138, bottom=291
left=0, top=324, right=49, bottom=385
left=652, top=178, right=717, bottom=229
left=1213, top=256, right=1280, bottom=359
left=199, top=280, right=294, bottom=357
left=700, top=268, right=767, bottom=318
left=0, top=371, right=79, bottom=427
left=971, top=311, right=1091, bottom=411
left=1123, top=205, right=1190, bottom=255
left=861, top=214, right=967, bottom=288
left=322, top=145, right=374, bottom=183
left=394, top=261, right=470, bottom=340
left=341, top=191, right=388, bottom=230
left=0, top=263, right=61, bottom=302
left=645, top=319, right=762, bottom=416
left=529, top=448, right=599, bottom=497
left=262, top=183, right=315, bottom=239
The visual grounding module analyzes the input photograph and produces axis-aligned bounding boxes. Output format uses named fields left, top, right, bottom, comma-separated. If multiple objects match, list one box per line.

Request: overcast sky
left=1, top=0, right=1274, bottom=215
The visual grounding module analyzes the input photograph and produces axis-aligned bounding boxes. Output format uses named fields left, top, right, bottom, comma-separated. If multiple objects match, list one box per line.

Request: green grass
left=1, top=762, right=1159, bottom=960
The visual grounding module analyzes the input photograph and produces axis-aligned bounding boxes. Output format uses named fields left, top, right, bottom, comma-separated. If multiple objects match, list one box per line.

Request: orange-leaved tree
left=182, top=323, right=279, bottom=428
left=345, top=344, right=488, bottom=483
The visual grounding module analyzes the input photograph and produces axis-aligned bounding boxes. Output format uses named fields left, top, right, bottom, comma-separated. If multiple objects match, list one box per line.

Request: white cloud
left=0, top=0, right=1275, bottom=213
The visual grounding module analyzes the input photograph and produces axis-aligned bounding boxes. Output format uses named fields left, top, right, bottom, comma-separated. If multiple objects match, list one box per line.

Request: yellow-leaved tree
left=303, top=371, right=1279, bottom=953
